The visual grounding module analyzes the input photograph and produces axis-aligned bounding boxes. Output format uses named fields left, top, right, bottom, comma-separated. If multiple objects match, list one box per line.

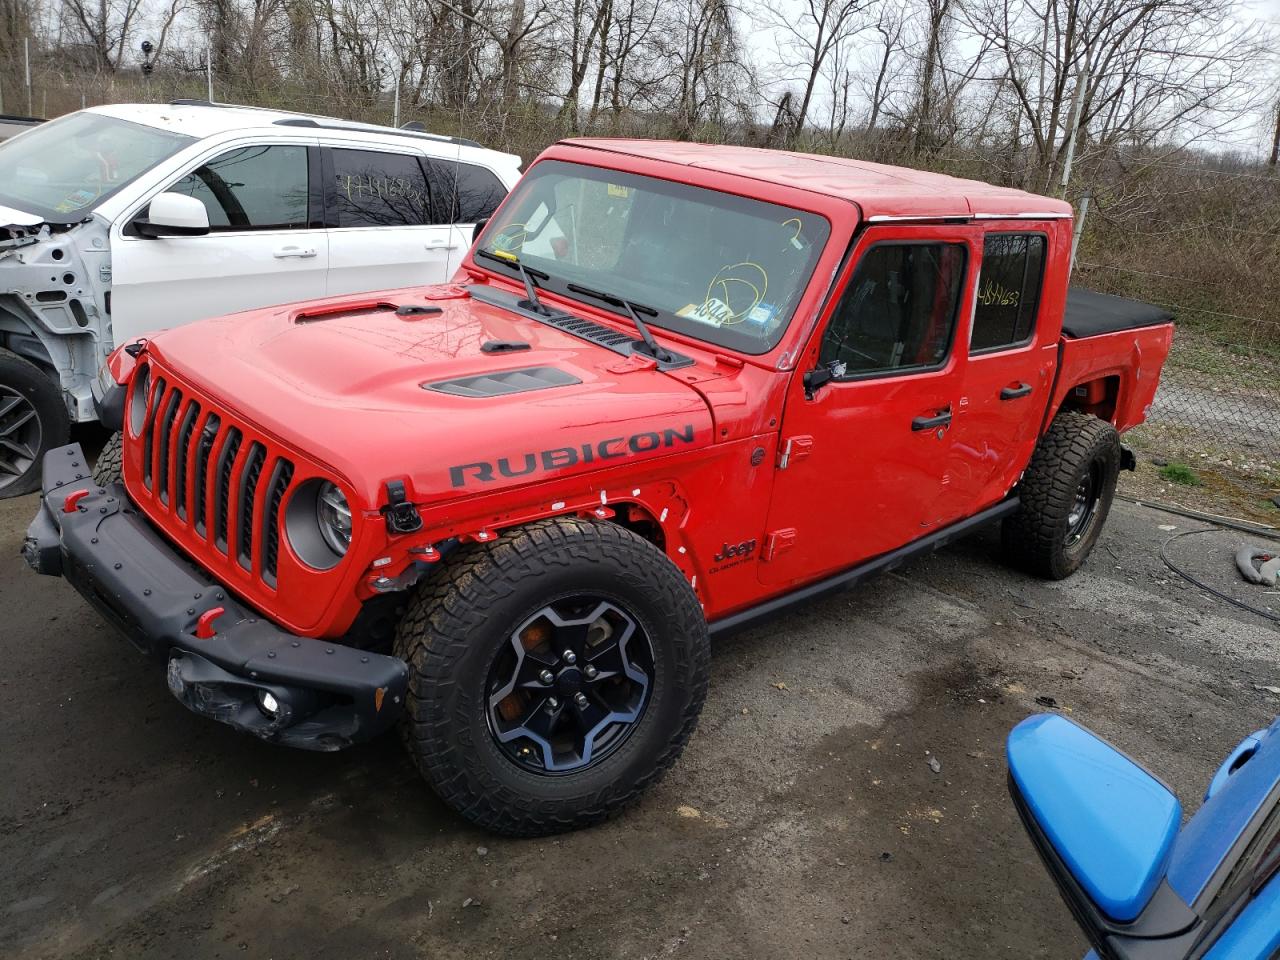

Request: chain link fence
left=1068, top=163, right=1280, bottom=514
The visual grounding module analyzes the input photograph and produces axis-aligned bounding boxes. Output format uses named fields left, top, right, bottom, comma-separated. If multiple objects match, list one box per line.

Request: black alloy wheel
left=1065, top=459, right=1104, bottom=547
left=0, top=348, right=70, bottom=498
left=486, top=597, right=655, bottom=774
left=0, top=384, right=41, bottom=492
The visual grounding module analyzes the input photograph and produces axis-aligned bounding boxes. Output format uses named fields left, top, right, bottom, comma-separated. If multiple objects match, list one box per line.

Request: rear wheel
left=395, top=516, right=710, bottom=836
left=0, top=348, right=69, bottom=499
left=1003, top=410, right=1121, bottom=580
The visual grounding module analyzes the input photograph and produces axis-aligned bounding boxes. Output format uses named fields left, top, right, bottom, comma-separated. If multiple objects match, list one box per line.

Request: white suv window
left=331, top=148, right=437, bottom=227
left=169, top=144, right=309, bottom=231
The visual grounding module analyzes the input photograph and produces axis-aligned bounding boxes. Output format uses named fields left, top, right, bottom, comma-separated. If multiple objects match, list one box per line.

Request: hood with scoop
left=142, top=284, right=717, bottom=506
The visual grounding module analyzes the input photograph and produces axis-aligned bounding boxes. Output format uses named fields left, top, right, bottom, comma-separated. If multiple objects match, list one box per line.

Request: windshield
left=0, top=112, right=194, bottom=221
left=475, top=159, right=831, bottom=355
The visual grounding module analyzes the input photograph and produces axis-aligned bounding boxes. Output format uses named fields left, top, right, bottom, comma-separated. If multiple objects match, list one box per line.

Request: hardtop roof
left=560, top=138, right=1073, bottom=221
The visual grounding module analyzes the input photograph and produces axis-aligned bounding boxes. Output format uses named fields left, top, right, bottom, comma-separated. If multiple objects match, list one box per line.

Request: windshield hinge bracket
left=382, top=479, right=423, bottom=535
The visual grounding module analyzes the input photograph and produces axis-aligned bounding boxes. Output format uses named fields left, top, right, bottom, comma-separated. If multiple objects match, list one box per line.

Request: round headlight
left=315, top=481, right=351, bottom=556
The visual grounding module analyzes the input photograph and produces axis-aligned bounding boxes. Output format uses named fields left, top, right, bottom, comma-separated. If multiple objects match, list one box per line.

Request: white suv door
left=110, top=140, right=328, bottom=344
left=323, top=143, right=462, bottom=296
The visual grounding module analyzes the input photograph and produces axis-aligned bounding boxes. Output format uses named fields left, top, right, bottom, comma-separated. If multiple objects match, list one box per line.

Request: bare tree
left=61, top=0, right=148, bottom=71
left=762, top=0, right=864, bottom=145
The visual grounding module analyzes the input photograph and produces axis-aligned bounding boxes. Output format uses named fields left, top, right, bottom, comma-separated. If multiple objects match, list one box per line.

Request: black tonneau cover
left=1063, top=286, right=1174, bottom=339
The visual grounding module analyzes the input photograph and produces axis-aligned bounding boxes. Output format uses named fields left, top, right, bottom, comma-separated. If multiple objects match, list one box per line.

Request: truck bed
left=1062, top=286, right=1175, bottom=339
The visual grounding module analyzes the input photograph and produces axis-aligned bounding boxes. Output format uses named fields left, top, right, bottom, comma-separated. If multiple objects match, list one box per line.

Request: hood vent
left=425, top=366, right=581, bottom=398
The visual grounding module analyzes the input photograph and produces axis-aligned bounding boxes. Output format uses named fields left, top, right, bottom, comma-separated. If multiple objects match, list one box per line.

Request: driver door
left=111, top=140, right=328, bottom=344
left=759, top=225, right=979, bottom=588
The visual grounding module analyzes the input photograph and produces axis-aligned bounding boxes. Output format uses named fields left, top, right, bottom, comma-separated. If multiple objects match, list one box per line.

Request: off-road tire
left=1003, top=410, right=1121, bottom=580
left=394, top=516, right=710, bottom=836
left=0, top=348, right=69, bottom=499
left=93, top=432, right=123, bottom=486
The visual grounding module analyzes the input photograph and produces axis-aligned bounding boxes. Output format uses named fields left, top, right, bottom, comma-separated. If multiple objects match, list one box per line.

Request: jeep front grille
left=131, top=366, right=296, bottom=591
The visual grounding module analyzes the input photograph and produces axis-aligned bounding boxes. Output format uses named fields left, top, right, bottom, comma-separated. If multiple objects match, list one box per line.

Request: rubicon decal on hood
left=449, top=424, right=698, bottom=488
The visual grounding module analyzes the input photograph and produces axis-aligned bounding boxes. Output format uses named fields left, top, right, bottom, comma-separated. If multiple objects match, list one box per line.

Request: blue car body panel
left=1012, top=713, right=1280, bottom=960
left=1007, top=714, right=1183, bottom=923
left=1202, top=871, right=1280, bottom=960
left=1167, top=716, right=1280, bottom=906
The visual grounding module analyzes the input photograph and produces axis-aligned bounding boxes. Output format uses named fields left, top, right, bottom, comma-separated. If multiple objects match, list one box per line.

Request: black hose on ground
left=1160, top=528, right=1280, bottom=625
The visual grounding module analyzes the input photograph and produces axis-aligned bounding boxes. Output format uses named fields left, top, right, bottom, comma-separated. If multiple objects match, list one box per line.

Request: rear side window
left=332, top=148, right=433, bottom=228
left=170, top=145, right=308, bottom=231
left=455, top=162, right=507, bottom=223
left=971, top=233, right=1046, bottom=351
left=820, top=243, right=966, bottom=376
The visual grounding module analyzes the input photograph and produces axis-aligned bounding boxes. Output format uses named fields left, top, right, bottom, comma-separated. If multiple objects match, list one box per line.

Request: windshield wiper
left=475, top=248, right=552, bottom=316
left=565, top=283, right=674, bottom=363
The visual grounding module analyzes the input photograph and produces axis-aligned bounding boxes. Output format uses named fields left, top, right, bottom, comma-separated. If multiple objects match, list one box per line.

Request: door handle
left=912, top=407, right=953, bottom=432
left=424, top=240, right=461, bottom=251
left=273, top=246, right=317, bottom=259
left=1000, top=383, right=1033, bottom=400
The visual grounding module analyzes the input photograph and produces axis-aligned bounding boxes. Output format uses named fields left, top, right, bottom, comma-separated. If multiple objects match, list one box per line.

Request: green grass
left=1159, top=463, right=1202, bottom=486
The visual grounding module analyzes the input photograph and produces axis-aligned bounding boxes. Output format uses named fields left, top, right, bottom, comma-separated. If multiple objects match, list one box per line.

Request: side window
left=424, top=158, right=458, bottom=225
left=332, top=149, right=432, bottom=228
left=455, top=162, right=508, bottom=223
left=820, top=243, right=966, bottom=376
left=971, top=233, right=1046, bottom=352
left=169, top=145, right=308, bottom=231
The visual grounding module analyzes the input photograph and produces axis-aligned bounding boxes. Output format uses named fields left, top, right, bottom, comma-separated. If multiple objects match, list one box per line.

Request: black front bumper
left=23, top=444, right=407, bottom=751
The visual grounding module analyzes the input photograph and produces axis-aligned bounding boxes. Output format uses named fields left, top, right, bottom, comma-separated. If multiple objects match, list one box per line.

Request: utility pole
left=1270, top=101, right=1279, bottom=167
left=206, top=46, right=213, bottom=102
left=1069, top=191, right=1092, bottom=276
left=393, top=71, right=401, bottom=127
left=1059, top=55, right=1090, bottom=196
left=25, top=37, right=33, bottom=117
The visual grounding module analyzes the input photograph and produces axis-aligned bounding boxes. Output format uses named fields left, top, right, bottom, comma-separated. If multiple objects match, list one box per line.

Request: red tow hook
left=63, top=489, right=91, bottom=514
left=195, top=607, right=226, bottom=639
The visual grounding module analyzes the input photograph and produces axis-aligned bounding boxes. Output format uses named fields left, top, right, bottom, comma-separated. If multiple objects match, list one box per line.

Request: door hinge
left=764, top=528, right=797, bottom=561
left=778, top=435, right=813, bottom=470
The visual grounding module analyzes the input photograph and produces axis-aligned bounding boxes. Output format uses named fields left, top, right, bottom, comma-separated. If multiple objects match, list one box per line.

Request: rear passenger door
left=322, top=144, right=460, bottom=296
left=940, top=229, right=1058, bottom=522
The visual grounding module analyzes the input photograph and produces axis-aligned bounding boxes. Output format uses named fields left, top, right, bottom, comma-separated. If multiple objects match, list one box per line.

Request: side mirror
left=1008, top=715, right=1195, bottom=952
left=134, top=192, right=210, bottom=238
left=472, top=218, right=488, bottom=244
left=802, top=360, right=844, bottom=399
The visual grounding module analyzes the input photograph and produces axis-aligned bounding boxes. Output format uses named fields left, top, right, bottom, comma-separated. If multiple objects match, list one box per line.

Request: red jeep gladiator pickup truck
left=23, top=140, right=1174, bottom=835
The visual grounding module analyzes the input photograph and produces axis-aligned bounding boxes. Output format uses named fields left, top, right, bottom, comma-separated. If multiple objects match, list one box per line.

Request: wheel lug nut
left=585, top=665, right=597, bottom=679
left=562, top=649, right=577, bottom=664
left=574, top=692, right=588, bottom=708
left=547, top=697, right=559, bottom=709
left=539, top=669, right=554, bottom=684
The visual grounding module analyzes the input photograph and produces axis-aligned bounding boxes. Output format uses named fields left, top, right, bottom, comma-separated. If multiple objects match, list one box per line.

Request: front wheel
left=0, top=348, right=70, bottom=498
left=395, top=516, right=710, bottom=836
left=1003, top=410, right=1121, bottom=580
left=93, top=432, right=123, bottom=486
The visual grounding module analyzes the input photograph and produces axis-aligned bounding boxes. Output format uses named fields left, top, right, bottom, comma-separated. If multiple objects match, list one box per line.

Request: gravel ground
left=2, top=487, right=1278, bottom=960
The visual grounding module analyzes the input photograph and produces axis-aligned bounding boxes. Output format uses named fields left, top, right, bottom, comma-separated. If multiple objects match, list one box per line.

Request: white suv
left=0, top=101, right=521, bottom=496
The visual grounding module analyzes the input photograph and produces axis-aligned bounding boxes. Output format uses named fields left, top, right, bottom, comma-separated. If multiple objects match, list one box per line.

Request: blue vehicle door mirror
left=1007, top=715, right=1182, bottom=924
